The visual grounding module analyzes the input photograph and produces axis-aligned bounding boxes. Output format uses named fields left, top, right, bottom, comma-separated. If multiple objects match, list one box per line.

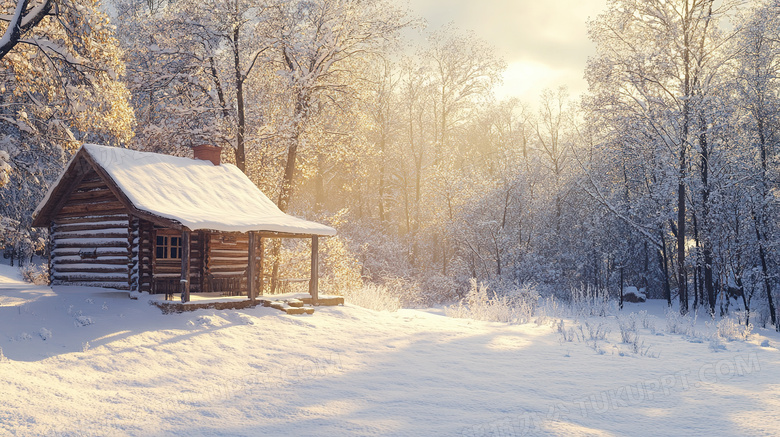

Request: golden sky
left=408, top=0, right=608, bottom=102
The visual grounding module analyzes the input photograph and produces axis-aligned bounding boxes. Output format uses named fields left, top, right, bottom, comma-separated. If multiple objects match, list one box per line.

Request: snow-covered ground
left=1, top=263, right=779, bottom=436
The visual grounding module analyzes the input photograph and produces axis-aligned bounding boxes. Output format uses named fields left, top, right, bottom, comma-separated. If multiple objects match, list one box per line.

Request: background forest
left=0, top=0, right=778, bottom=327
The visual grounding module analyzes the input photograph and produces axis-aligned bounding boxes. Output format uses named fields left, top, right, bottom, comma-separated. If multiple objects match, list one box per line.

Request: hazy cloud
left=406, top=0, right=608, bottom=101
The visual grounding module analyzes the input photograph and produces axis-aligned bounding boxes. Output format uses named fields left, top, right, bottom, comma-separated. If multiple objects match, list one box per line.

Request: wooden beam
left=181, top=230, right=191, bottom=303
left=247, top=231, right=256, bottom=301
left=256, top=232, right=316, bottom=239
left=258, top=236, right=264, bottom=296
left=309, top=236, right=319, bottom=304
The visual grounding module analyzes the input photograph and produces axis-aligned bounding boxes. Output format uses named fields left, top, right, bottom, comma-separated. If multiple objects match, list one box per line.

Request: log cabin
left=31, top=144, right=336, bottom=303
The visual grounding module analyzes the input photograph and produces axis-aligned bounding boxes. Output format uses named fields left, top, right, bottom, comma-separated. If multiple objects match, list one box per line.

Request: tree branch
left=0, top=0, right=52, bottom=60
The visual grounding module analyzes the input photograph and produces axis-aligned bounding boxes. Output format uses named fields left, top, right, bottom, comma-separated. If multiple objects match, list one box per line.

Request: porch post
left=181, top=229, right=191, bottom=303
left=247, top=231, right=256, bottom=301
left=47, top=224, right=53, bottom=286
left=258, top=237, right=264, bottom=296
left=309, top=235, right=319, bottom=305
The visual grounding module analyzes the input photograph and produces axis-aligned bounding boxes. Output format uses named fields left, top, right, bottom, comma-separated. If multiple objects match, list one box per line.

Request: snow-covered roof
left=37, top=144, right=336, bottom=236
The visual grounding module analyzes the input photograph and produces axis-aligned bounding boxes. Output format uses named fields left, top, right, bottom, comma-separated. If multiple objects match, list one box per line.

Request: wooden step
left=287, top=299, right=304, bottom=308
left=301, top=296, right=344, bottom=306
left=260, top=298, right=315, bottom=315
left=283, top=307, right=314, bottom=315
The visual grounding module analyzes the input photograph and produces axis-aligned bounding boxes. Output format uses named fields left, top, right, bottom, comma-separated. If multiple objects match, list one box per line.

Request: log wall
left=129, top=218, right=154, bottom=293
left=204, top=232, right=256, bottom=294
left=51, top=171, right=131, bottom=290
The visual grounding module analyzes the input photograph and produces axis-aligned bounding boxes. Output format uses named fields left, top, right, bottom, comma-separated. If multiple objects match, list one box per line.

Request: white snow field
left=1, top=263, right=779, bottom=436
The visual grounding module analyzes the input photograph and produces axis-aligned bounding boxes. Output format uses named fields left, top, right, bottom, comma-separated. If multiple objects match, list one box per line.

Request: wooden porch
left=151, top=292, right=344, bottom=315
left=171, top=229, right=322, bottom=305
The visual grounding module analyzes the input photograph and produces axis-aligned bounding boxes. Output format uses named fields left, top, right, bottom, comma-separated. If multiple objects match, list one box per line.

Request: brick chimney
left=193, top=145, right=222, bottom=166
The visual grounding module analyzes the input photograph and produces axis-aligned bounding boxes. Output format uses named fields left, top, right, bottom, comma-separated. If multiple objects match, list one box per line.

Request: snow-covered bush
left=320, top=234, right=363, bottom=296
left=419, top=274, right=460, bottom=306
left=569, top=285, right=613, bottom=317
left=383, top=277, right=427, bottom=308
left=665, top=309, right=698, bottom=337
left=343, top=283, right=401, bottom=312
left=20, top=263, right=48, bottom=285
left=445, top=280, right=511, bottom=323
left=622, top=286, right=646, bottom=303
left=445, top=279, right=539, bottom=324
left=618, top=314, right=638, bottom=344
left=581, top=320, right=610, bottom=341
left=557, top=319, right=580, bottom=343
left=715, top=317, right=753, bottom=342
left=637, top=310, right=656, bottom=331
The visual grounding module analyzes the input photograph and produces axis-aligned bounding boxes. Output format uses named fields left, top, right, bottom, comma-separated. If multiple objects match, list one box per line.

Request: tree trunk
left=234, top=27, right=247, bottom=173
left=378, top=131, right=387, bottom=223
left=753, top=210, right=777, bottom=328
left=755, top=105, right=777, bottom=330
left=698, top=116, right=715, bottom=314
left=678, top=3, right=691, bottom=315
left=660, top=229, right=672, bottom=307
left=315, top=154, right=325, bottom=213
left=210, top=57, right=229, bottom=119
left=278, top=87, right=309, bottom=212
left=677, top=172, right=688, bottom=314
left=692, top=211, right=701, bottom=311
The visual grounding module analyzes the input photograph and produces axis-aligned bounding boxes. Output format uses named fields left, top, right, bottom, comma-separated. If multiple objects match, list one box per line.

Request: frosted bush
left=20, top=263, right=48, bottom=285
left=343, top=283, right=401, bottom=312
left=543, top=295, right=563, bottom=318
left=636, top=310, right=656, bottom=332
left=569, top=285, right=613, bottom=317
left=320, top=235, right=363, bottom=297
left=715, top=317, right=752, bottom=342
left=665, top=309, right=698, bottom=337
left=733, top=310, right=753, bottom=327
left=581, top=320, right=610, bottom=341
left=557, top=319, right=580, bottom=343
left=420, top=274, right=460, bottom=306
left=38, top=328, right=52, bottom=341
left=535, top=296, right=563, bottom=326
left=383, top=277, right=427, bottom=308
left=445, top=279, right=539, bottom=324
left=508, top=284, right=541, bottom=323
left=625, top=336, right=657, bottom=357
left=618, top=315, right=638, bottom=344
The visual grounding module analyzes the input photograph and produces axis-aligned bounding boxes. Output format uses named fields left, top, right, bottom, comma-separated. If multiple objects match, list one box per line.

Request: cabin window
left=156, top=235, right=182, bottom=260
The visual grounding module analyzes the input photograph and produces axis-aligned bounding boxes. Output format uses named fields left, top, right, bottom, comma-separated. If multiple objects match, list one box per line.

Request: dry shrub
left=20, top=263, right=48, bottom=285
left=320, top=235, right=363, bottom=296
left=445, top=279, right=539, bottom=324
left=343, top=283, right=401, bottom=312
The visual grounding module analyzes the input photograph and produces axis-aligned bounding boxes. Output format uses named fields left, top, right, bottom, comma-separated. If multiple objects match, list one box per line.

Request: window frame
left=154, top=231, right=182, bottom=261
